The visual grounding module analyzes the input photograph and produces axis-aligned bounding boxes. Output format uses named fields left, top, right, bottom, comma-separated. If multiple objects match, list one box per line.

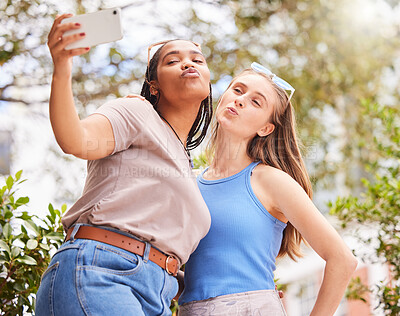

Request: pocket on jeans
left=40, top=261, right=60, bottom=282
left=89, top=244, right=142, bottom=275
left=36, top=262, right=59, bottom=315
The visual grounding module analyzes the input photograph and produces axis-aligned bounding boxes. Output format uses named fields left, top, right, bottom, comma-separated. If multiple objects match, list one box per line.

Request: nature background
left=1, top=0, right=399, bottom=315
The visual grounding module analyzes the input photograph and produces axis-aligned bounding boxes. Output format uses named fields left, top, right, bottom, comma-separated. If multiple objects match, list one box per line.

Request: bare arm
left=47, top=14, right=114, bottom=160
left=259, top=168, right=357, bottom=316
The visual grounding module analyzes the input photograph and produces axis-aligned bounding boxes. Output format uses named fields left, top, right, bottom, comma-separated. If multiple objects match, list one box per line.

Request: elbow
left=349, top=254, right=358, bottom=274
left=58, top=142, right=78, bottom=156
left=342, top=251, right=358, bottom=277
left=59, top=144, right=88, bottom=159
left=326, top=249, right=358, bottom=280
left=55, top=138, right=84, bottom=157
left=59, top=144, right=73, bottom=155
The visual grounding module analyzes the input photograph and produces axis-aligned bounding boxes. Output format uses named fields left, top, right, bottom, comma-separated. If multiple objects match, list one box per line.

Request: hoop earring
left=150, top=86, right=158, bottom=96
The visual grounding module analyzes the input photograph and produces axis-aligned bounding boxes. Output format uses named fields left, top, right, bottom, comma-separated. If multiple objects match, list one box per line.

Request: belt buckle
left=165, top=255, right=176, bottom=275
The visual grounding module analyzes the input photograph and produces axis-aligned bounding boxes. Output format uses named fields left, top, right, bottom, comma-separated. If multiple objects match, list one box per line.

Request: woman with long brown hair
left=36, top=14, right=213, bottom=316
left=178, top=64, right=357, bottom=315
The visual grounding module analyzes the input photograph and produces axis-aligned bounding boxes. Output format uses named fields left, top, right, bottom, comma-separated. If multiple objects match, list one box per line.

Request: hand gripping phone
left=61, top=8, right=123, bottom=50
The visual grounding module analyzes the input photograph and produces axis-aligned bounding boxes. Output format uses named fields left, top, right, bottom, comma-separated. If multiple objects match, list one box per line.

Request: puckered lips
left=181, top=67, right=200, bottom=78
left=227, top=106, right=238, bottom=115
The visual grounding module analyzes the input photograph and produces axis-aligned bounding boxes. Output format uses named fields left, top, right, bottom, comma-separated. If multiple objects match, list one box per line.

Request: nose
left=181, top=59, right=195, bottom=69
left=234, top=97, right=244, bottom=108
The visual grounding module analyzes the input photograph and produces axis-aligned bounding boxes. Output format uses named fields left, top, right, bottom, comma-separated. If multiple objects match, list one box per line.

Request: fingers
left=48, top=13, right=73, bottom=41
left=67, top=47, right=91, bottom=57
left=48, top=22, right=82, bottom=50
left=51, top=32, right=86, bottom=52
left=48, top=13, right=90, bottom=59
left=275, top=285, right=284, bottom=299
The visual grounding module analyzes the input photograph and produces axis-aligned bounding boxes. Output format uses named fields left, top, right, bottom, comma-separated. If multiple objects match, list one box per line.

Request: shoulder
left=252, top=163, right=304, bottom=196
left=102, top=95, right=154, bottom=112
left=253, top=163, right=295, bottom=185
left=95, top=96, right=157, bottom=123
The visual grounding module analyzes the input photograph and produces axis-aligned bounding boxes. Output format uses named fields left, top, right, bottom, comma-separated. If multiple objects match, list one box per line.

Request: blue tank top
left=179, top=161, right=287, bottom=304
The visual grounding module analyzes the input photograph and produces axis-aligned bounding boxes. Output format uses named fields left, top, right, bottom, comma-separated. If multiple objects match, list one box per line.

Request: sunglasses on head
left=251, top=62, right=295, bottom=101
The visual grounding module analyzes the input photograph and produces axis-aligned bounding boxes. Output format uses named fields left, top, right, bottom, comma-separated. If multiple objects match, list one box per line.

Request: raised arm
left=47, top=14, right=115, bottom=160
left=260, top=168, right=357, bottom=316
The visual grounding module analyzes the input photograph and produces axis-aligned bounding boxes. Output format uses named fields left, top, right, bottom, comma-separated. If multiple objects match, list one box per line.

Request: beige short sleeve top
left=61, top=97, right=211, bottom=264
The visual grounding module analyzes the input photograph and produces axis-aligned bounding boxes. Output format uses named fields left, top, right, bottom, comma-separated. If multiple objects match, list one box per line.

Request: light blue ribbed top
left=179, top=161, right=287, bottom=304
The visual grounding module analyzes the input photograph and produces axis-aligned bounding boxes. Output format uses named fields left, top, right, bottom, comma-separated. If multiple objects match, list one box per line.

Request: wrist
left=52, top=69, right=72, bottom=81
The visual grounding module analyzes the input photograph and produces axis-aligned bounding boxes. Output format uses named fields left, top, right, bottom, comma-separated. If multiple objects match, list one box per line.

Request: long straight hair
left=207, top=69, right=312, bottom=261
left=140, top=40, right=213, bottom=151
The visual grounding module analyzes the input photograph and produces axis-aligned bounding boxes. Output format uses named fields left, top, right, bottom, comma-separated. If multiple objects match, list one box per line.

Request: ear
left=257, top=123, right=275, bottom=137
left=149, top=80, right=159, bottom=95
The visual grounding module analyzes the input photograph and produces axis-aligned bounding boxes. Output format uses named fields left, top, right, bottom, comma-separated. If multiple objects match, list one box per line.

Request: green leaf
left=6, top=175, right=14, bottom=190
left=15, top=255, right=37, bottom=265
left=11, top=246, right=21, bottom=258
left=26, top=239, right=38, bottom=250
left=46, top=214, right=55, bottom=225
left=45, top=231, right=64, bottom=240
left=0, top=253, right=7, bottom=264
left=3, top=222, right=12, bottom=238
left=39, top=243, right=50, bottom=250
left=4, top=210, right=13, bottom=220
left=15, top=170, right=23, bottom=181
left=0, top=240, right=10, bottom=254
left=15, top=196, right=29, bottom=206
left=23, top=219, right=40, bottom=236
left=61, top=204, right=67, bottom=213
left=21, top=225, right=28, bottom=235
left=13, top=282, right=25, bottom=292
left=19, top=211, right=31, bottom=220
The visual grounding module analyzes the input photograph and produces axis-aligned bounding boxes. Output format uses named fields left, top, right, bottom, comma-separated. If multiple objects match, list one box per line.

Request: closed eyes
left=166, top=58, right=204, bottom=65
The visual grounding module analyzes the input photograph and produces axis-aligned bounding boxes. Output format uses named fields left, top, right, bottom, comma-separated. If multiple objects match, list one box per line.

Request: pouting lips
left=181, top=67, right=200, bottom=78
left=227, top=107, right=238, bottom=115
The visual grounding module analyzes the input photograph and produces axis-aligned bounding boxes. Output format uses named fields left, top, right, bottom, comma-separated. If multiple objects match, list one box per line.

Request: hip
left=179, top=289, right=287, bottom=316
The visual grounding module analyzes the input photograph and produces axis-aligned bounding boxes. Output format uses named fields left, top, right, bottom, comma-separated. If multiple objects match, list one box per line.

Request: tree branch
left=0, top=98, right=30, bottom=106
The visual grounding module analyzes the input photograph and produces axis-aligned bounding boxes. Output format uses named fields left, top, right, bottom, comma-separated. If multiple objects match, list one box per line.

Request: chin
left=180, top=90, right=209, bottom=103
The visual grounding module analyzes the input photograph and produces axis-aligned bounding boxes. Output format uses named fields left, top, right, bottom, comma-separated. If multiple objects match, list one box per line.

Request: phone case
left=61, top=8, right=123, bottom=50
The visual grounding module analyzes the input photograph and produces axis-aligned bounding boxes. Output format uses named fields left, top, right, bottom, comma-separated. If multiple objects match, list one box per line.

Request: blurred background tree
left=2, top=0, right=399, bottom=204
left=1, top=0, right=400, bottom=313
left=330, top=101, right=400, bottom=315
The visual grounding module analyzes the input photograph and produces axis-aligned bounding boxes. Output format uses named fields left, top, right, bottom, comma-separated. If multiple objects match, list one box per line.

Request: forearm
left=49, top=72, right=84, bottom=155
left=310, top=257, right=357, bottom=316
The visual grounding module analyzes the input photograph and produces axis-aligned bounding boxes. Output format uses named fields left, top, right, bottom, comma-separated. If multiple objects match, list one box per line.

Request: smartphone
left=61, top=8, right=123, bottom=50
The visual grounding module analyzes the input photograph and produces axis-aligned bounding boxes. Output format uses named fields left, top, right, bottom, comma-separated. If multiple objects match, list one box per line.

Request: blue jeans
left=35, top=226, right=178, bottom=316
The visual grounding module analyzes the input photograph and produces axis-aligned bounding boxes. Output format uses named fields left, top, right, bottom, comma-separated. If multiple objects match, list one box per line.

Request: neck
left=209, top=130, right=253, bottom=178
left=157, top=99, right=201, bottom=147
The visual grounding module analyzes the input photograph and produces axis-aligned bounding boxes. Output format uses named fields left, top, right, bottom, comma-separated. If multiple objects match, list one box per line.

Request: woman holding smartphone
left=178, top=65, right=357, bottom=315
left=36, top=14, right=212, bottom=316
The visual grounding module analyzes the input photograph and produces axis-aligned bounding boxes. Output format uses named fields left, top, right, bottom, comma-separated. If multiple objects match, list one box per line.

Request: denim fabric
left=35, top=231, right=178, bottom=316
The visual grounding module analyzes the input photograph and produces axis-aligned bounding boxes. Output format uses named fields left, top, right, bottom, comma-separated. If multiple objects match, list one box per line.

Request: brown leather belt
left=65, top=226, right=178, bottom=276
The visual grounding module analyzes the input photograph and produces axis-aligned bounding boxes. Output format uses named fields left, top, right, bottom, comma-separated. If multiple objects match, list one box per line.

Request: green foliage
left=0, top=171, right=65, bottom=316
left=329, top=101, right=400, bottom=315
left=193, top=151, right=209, bottom=170
left=345, top=277, right=370, bottom=303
